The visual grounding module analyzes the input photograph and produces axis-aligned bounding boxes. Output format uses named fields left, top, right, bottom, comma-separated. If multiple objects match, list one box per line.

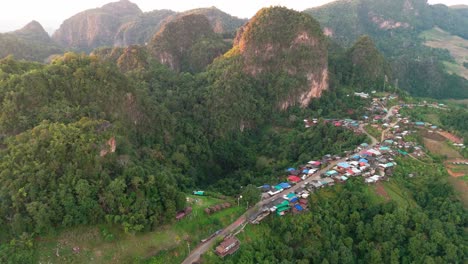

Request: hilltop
left=203, top=7, right=328, bottom=135
left=0, top=21, right=62, bottom=62
left=148, top=14, right=230, bottom=73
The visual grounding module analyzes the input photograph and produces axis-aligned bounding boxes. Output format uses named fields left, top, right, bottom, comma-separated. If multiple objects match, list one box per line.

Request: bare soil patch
left=438, top=131, right=463, bottom=144
left=445, top=159, right=468, bottom=178
left=374, top=182, right=390, bottom=201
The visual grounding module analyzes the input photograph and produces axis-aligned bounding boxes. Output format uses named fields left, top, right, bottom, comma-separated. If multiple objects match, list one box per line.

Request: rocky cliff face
left=114, top=10, right=176, bottom=46
left=232, top=7, right=328, bottom=109
left=52, top=0, right=142, bottom=51
left=148, top=14, right=229, bottom=73
left=52, top=1, right=245, bottom=52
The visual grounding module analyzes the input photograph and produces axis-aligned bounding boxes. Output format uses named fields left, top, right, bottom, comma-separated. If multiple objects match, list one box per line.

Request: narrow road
left=182, top=110, right=392, bottom=264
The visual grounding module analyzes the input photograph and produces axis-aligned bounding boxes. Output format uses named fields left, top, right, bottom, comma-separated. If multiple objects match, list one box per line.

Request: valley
left=0, top=0, right=466, bottom=264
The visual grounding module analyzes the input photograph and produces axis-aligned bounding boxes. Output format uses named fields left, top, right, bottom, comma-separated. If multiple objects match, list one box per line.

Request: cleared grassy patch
left=364, top=184, right=387, bottom=204
left=364, top=124, right=381, bottom=140
left=447, top=177, right=468, bottom=209
left=36, top=195, right=244, bottom=264
left=420, top=27, right=468, bottom=79
left=382, top=180, right=418, bottom=209
left=423, top=137, right=462, bottom=159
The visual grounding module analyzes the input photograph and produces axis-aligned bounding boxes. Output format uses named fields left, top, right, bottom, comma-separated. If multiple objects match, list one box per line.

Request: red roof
left=288, top=175, right=301, bottom=182
left=346, top=169, right=355, bottom=175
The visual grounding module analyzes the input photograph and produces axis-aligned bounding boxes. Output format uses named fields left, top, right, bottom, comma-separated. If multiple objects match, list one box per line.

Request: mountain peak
left=13, top=20, right=51, bottom=42
left=101, top=0, right=142, bottom=16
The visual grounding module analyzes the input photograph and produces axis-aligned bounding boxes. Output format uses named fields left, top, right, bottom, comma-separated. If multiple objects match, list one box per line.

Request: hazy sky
left=0, top=0, right=466, bottom=34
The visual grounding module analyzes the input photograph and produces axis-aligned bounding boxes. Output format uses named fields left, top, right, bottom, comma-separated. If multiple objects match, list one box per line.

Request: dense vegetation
left=206, top=159, right=467, bottom=263
left=306, top=0, right=468, bottom=98
left=0, top=15, right=365, bottom=260
left=0, top=4, right=466, bottom=263
left=148, top=14, right=230, bottom=73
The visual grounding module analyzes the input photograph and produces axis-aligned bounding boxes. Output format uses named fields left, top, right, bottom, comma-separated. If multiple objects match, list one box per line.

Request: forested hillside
left=0, top=2, right=466, bottom=263
left=0, top=21, right=62, bottom=62
left=306, top=0, right=468, bottom=98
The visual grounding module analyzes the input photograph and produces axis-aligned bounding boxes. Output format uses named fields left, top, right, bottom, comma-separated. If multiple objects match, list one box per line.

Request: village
left=183, top=92, right=465, bottom=262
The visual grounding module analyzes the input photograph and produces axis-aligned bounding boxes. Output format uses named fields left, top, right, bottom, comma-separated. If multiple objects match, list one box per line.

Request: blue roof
left=294, top=204, right=303, bottom=211
left=290, top=197, right=299, bottom=203
left=279, top=182, right=291, bottom=189
left=337, top=162, right=351, bottom=168
left=287, top=168, right=295, bottom=172
left=261, top=184, right=270, bottom=189
left=302, top=169, right=309, bottom=174
left=326, top=170, right=338, bottom=176
left=359, top=158, right=369, bottom=163
left=352, top=155, right=360, bottom=159
left=361, top=143, right=369, bottom=147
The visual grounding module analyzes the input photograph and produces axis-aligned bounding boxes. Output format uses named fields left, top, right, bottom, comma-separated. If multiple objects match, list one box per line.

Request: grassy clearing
left=444, top=99, right=468, bottom=107
left=420, top=27, right=468, bottom=79
left=423, top=137, right=462, bottom=159
left=36, top=195, right=244, bottom=264
left=365, top=124, right=381, bottom=140
left=382, top=180, right=418, bottom=209
left=447, top=177, right=468, bottom=209
left=364, top=184, right=387, bottom=204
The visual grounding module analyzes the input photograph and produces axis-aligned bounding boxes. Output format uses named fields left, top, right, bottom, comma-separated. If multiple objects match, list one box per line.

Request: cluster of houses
left=250, top=142, right=403, bottom=222
left=304, top=118, right=361, bottom=131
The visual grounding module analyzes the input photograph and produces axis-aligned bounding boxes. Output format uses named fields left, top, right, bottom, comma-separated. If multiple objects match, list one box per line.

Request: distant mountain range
left=52, top=0, right=246, bottom=52
left=0, top=0, right=466, bottom=98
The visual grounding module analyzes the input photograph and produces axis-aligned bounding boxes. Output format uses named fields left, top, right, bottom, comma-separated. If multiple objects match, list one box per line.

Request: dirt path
left=445, top=159, right=468, bottom=178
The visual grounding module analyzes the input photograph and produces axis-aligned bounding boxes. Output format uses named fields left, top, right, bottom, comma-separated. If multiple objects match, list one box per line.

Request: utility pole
left=238, top=195, right=242, bottom=207
left=187, top=241, right=190, bottom=254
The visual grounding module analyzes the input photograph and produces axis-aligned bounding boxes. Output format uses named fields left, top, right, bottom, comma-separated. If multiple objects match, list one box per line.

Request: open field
left=373, top=182, right=390, bottom=201
left=444, top=99, right=468, bottom=106
left=36, top=195, right=243, bottom=264
left=437, top=131, right=464, bottom=144
left=448, top=176, right=468, bottom=209
left=420, top=27, right=468, bottom=79
left=382, top=180, right=418, bottom=208
left=423, top=137, right=462, bottom=159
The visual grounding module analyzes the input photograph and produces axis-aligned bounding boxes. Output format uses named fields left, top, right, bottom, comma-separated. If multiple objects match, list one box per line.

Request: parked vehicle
left=268, top=189, right=282, bottom=196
